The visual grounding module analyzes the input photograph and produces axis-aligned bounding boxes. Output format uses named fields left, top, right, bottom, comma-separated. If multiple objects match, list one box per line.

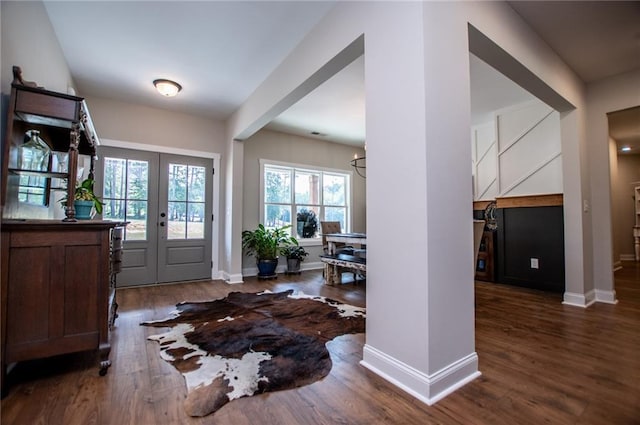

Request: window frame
left=259, top=159, right=353, bottom=246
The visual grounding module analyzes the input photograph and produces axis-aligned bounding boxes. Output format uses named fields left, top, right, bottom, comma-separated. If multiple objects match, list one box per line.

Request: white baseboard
left=220, top=271, right=244, bottom=284
left=242, top=261, right=324, bottom=277
left=360, top=344, right=480, bottom=405
left=563, top=290, right=596, bottom=308
left=594, top=289, right=618, bottom=304
left=619, top=254, right=635, bottom=262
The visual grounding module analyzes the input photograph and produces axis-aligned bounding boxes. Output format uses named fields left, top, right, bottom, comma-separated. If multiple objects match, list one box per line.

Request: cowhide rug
left=141, top=290, right=365, bottom=417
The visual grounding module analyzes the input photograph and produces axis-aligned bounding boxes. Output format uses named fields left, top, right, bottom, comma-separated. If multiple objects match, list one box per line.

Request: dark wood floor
left=2, top=266, right=639, bottom=424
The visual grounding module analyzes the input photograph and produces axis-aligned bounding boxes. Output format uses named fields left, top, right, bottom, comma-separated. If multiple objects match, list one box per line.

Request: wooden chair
left=320, top=221, right=346, bottom=254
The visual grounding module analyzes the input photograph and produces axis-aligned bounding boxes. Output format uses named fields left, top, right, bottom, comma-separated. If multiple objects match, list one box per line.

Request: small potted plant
left=242, top=224, right=297, bottom=278
left=61, top=178, right=104, bottom=220
left=281, top=245, right=308, bottom=274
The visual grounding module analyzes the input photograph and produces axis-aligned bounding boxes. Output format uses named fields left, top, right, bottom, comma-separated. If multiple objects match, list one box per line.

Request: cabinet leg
left=98, top=343, right=111, bottom=376
left=99, top=360, right=111, bottom=376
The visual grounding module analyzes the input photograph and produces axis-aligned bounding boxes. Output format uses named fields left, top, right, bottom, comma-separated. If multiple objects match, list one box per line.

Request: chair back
left=320, top=221, right=342, bottom=253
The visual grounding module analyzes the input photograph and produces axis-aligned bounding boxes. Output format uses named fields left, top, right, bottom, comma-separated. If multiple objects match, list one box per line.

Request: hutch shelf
left=1, top=68, right=124, bottom=396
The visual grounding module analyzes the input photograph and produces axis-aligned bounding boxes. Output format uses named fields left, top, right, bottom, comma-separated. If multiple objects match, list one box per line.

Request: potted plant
left=61, top=178, right=104, bottom=220
left=296, top=208, right=318, bottom=238
left=281, top=245, right=308, bottom=274
left=242, top=224, right=297, bottom=278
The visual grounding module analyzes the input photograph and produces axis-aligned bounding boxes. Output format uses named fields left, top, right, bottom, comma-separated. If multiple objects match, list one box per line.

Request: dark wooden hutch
left=1, top=68, right=124, bottom=394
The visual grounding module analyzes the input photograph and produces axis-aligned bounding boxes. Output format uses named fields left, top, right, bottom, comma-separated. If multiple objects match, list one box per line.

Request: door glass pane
left=265, top=167, right=291, bottom=203
left=127, top=160, right=148, bottom=200
left=168, top=201, right=187, bottom=239
left=103, top=156, right=148, bottom=240
left=323, top=174, right=346, bottom=206
left=187, top=203, right=205, bottom=239
left=104, top=158, right=126, bottom=198
left=126, top=201, right=148, bottom=241
left=168, top=164, right=187, bottom=202
left=187, top=166, right=205, bottom=201
left=167, top=164, right=206, bottom=240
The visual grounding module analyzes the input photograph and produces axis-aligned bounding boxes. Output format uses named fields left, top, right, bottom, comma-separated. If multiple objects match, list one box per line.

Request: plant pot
left=256, top=258, right=278, bottom=278
left=287, top=258, right=301, bottom=273
left=74, top=200, right=94, bottom=220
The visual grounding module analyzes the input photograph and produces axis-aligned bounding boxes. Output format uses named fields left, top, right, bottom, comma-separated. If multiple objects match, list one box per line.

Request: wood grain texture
left=496, top=193, right=563, bottom=208
left=2, top=268, right=639, bottom=424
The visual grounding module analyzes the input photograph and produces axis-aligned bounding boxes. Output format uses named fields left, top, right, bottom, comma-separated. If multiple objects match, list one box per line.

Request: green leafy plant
left=60, top=178, right=104, bottom=214
left=281, top=245, right=308, bottom=261
left=241, top=224, right=297, bottom=261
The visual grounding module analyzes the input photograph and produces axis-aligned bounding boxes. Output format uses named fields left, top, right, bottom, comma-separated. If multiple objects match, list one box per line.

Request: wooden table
left=322, top=233, right=366, bottom=284
left=324, top=232, right=366, bottom=255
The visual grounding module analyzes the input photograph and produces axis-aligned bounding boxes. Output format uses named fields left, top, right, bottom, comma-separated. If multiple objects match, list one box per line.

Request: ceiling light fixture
left=621, top=146, right=631, bottom=152
left=153, top=79, right=182, bottom=97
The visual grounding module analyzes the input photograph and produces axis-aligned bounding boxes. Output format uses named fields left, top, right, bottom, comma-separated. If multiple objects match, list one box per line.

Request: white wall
left=497, top=101, right=562, bottom=196
left=609, top=137, right=622, bottom=263
left=611, top=152, right=640, bottom=261
left=1, top=1, right=77, bottom=219
left=1, top=1, right=74, bottom=94
left=586, top=69, right=640, bottom=303
left=472, top=120, right=497, bottom=200
left=241, top=128, right=366, bottom=274
left=84, top=95, right=225, bottom=153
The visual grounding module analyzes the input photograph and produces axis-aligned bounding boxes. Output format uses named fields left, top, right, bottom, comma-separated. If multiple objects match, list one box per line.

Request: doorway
left=95, top=146, right=213, bottom=286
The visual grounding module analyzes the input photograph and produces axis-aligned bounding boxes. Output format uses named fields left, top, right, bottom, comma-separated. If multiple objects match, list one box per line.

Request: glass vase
left=17, top=130, right=51, bottom=172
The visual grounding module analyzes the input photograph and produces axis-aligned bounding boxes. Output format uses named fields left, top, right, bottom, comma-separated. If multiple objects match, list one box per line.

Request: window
left=261, top=160, right=351, bottom=242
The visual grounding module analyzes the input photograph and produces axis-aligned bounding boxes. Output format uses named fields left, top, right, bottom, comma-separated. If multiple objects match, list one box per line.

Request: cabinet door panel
left=63, top=245, right=100, bottom=335
left=6, top=247, right=51, bottom=346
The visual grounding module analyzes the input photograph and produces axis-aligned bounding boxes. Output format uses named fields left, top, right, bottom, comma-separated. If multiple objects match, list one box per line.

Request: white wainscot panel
left=504, top=155, right=563, bottom=197
left=499, top=112, right=561, bottom=191
left=497, top=101, right=552, bottom=150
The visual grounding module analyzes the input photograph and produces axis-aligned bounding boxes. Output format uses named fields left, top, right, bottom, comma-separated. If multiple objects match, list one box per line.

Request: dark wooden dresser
left=1, top=219, right=125, bottom=394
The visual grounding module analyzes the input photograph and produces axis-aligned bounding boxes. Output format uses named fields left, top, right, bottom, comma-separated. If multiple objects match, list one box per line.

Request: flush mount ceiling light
left=621, top=146, right=631, bottom=152
left=153, top=79, right=182, bottom=97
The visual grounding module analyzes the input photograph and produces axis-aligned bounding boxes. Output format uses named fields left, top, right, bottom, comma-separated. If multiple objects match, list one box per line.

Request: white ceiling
left=508, top=1, right=640, bottom=83
left=42, top=1, right=639, bottom=148
left=43, top=1, right=336, bottom=120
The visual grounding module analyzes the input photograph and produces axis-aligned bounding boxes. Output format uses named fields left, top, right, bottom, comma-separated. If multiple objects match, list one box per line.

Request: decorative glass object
left=17, top=130, right=51, bottom=172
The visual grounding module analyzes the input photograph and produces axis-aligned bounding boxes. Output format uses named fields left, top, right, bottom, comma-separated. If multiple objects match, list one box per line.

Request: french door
left=95, top=146, right=213, bottom=286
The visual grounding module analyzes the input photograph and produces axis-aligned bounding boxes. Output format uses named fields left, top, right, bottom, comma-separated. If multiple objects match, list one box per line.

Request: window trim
left=259, top=159, right=353, bottom=246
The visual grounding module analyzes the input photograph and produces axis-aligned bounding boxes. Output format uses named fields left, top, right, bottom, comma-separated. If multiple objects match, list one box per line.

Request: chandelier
left=350, top=154, right=366, bottom=178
